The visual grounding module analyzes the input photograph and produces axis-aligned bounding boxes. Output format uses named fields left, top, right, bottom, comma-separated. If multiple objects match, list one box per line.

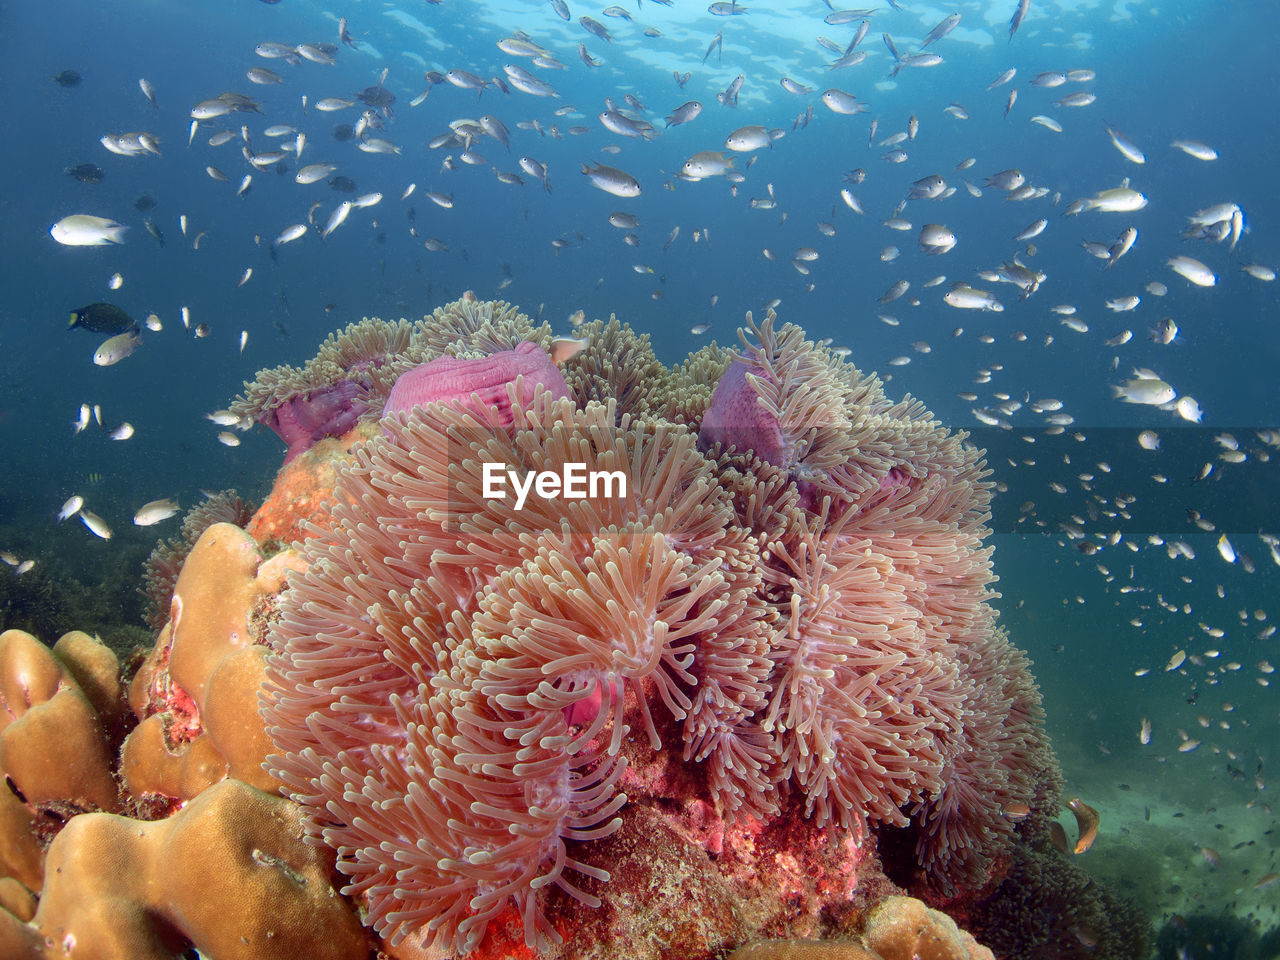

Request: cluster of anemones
left=260, top=305, right=1056, bottom=955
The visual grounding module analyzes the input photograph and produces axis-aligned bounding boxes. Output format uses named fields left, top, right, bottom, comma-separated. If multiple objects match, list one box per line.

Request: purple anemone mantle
left=700, top=358, right=920, bottom=512
left=265, top=380, right=365, bottom=464
left=384, top=341, right=570, bottom=426
left=699, top=360, right=790, bottom=465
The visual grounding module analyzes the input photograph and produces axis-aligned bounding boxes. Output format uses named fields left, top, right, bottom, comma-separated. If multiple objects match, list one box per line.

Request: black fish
left=65, top=163, right=104, bottom=184
left=134, top=194, right=157, bottom=212
left=53, top=69, right=81, bottom=87
left=69, top=302, right=137, bottom=335
left=328, top=175, right=357, bottom=193
left=356, top=84, right=395, bottom=110
left=332, top=123, right=354, bottom=142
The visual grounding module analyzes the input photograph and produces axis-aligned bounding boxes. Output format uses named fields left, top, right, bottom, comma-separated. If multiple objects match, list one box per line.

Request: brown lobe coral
left=0, top=778, right=369, bottom=960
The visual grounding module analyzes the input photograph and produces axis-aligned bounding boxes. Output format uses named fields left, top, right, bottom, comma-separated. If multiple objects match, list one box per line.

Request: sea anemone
left=229, top=300, right=564, bottom=461
left=701, top=312, right=985, bottom=519
left=410, top=294, right=553, bottom=359
left=230, top=317, right=415, bottom=460
left=383, top=341, right=571, bottom=427
left=652, top=341, right=735, bottom=430
left=970, top=844, right=1150, bottom=960
left=560, top=315, right=669, bottom=418
left=262, top=391, right=778, bottom=953
left=760, top=511, right=947, bottom=831
left=260, top=304, right=1057, bottom=955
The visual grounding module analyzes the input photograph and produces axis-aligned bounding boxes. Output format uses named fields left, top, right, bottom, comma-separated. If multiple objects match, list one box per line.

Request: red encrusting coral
left=245, top=423, right=379, bottom=548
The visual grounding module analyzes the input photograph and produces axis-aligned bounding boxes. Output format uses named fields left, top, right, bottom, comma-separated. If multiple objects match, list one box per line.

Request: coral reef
left=0, top=778, right=369, bottom=960
left=720, top=895, right=996, bottom=960
left=727, top=940, right=880, bottom=960
left=1154, top=911, right=1280, bottom=960
left=1, top=546, right=149, bottom=648
left=0, top=300, right=1055, bottom=960
left=0, top=629, right=127, bottom=890
left=0, top=626, right=365, bottom=959
left=245, top=424, right=380, bottom=549
left=0, top=559, right=83, bottom=643
left=259, top=305, right=1054, bottom=956
left=861, top=895, right=993, bottom=960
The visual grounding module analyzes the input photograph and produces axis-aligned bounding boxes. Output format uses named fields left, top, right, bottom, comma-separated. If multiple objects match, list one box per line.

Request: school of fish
left=21, top=0, right=1280, bottom=931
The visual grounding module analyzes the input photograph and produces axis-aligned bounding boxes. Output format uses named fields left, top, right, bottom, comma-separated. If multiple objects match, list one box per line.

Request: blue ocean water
left=3, top=0, right=1278, bottom=947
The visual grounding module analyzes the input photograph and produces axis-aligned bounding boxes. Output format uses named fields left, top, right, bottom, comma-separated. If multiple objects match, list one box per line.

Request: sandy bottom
left=1049, top=729, right=1280, bottom=935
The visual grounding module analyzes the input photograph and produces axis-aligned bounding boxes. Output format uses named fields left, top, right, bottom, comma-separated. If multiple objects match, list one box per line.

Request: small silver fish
left=665, top=100, right=702, bottom=127
left=1105, top=123, right=1146, bottom=164
left=93, top=330, right=142, bottom=366
left=80, top=509, right=112, bottom=540
left=582, top=162, right=641, bottom=197
left=274, top=223, right=307, bottom=247
left=51, top=215, right=128, bottom=246
left=134, top=498, right=181, bottom=526
left=1113, top=372, right=1174, bottom=406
